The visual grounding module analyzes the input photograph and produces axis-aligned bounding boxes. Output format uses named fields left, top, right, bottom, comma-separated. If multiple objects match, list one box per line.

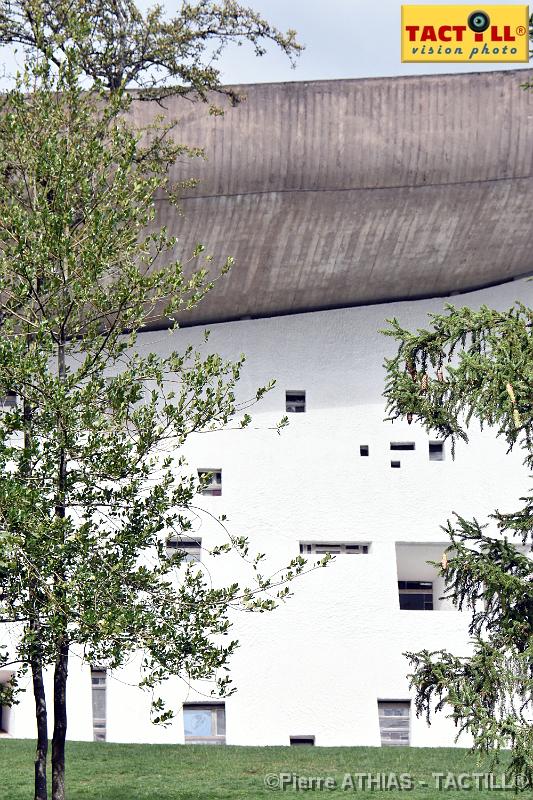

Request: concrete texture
left=131, top=69, right=533, bottom=326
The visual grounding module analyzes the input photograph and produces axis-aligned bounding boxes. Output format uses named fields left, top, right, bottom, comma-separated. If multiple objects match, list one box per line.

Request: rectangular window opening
left=184, top=703, right=226, bottom=745
left=166, top=537, right=202, bottom=562
left=0, top=691, right=7, bottom=734
left=91, top=667, right=107, bottom=742
left=360, top=445, right=369, bottom=457
left=390, top=442, right=415, bottom=451
left=0, top=392, right=17, bottom=408
left=290, top=735, right=315, bottom=746
left=398, top=581, right=433, bottom=610
left=429, top=441, right=445, bottom=461
left=300, top=542, right=369, bottom=555
left=391, top=460, right=401, bottom=469
left=286, top=390, right=306, bottom=413
left=378, top=701, right=410, bottom=746
left=198, top=469, right=222, bottom=496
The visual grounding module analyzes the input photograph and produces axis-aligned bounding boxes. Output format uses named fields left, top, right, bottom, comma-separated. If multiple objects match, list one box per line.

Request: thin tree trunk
left=52, top=329, right=69, bottom=800
left=51, top=641, right=68, bottom=800
left=30, top=628, right=48, bottom=800
left=25, top=391, right=48, bottom=800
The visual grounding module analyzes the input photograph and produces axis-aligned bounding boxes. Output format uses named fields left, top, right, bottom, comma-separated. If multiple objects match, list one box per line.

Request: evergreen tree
left=383, top=302, right=533, bottom=789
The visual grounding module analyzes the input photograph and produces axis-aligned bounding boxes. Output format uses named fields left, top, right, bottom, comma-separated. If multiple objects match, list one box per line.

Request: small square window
left=198, top=470, right=222, bottom=496
left=184, top=703, right=225, bottom=744
left=166, top=537, right=202, bottom=562
left=360, top=445, right=369, bottom=456
left=429, top=441, right=444, bottom=461
left=290, top=735, right=315, bottom=746
left=91, top=669, right=106, bottom=687
left=286, top=391, right=306, bottom=413
left=391, top=460, right=401, bottom=469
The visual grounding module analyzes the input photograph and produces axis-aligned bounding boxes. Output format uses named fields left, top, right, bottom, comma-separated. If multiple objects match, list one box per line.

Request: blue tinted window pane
left=184, top=709, right=212, bottom=738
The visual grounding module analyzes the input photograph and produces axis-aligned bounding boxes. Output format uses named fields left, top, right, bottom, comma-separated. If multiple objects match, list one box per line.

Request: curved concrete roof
left=133, top=69, right=533, bottom=325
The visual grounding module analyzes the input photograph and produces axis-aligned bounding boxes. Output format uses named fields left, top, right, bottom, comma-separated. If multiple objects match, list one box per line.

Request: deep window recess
left=398, top=581, right=433, bottom=610
left=184, top=704, right=226, bottom=744
left=91, top=668, right=107, bottom=742
left=390, top=442, right=415, bottom=451
left=166, top=537, right=202, bottom=562
left=378, top=701, right=410, bottom=746
left=0, top=392, right=17, bottom=408
left=198, top=470, right=222, bottom=496
left=360, top=445, right=369, bottom=456
left=0, top=696, right=6, bottom=733
left=391, top=461, right=401, bottom=469
left=300, top=542, right=369, bottom=555
left=286, top=391, right=306, bottom=413
left=290, top=735, right=315, bottom=746
left=429, top=441, right=445, bottom=461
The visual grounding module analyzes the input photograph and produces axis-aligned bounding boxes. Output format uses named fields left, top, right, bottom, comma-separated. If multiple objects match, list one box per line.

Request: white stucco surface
left=2, top=276, right=531, bottom=747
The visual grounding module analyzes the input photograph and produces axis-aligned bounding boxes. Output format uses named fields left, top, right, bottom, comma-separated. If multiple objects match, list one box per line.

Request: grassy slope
left=0, top=740, right=512, bottom=800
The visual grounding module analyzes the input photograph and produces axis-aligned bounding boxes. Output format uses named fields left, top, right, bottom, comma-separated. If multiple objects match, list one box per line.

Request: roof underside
left=132, top=69, right=533, bottom=326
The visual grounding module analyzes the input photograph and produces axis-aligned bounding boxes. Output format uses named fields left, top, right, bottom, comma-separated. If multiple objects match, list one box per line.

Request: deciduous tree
left=0, top=0, right=302, bottom=101
left=0, top=12, right=313, bottom=799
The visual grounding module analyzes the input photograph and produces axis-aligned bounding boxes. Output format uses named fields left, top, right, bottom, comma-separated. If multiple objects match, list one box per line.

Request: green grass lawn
left=0, top=739, right=513, bottom=800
